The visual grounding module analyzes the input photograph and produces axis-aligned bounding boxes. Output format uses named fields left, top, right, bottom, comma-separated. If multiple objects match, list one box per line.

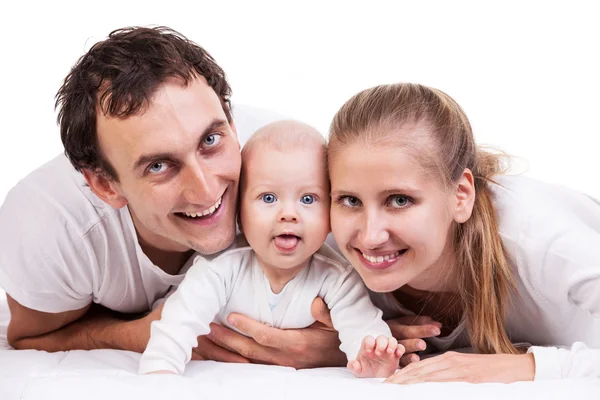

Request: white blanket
left=1, top=289, right=598, bottom=400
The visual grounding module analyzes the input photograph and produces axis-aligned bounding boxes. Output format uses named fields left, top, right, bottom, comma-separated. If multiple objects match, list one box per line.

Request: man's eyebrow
left=133, top=152, right=177, bottom=173
left=132, top=118, right=230, bottom=172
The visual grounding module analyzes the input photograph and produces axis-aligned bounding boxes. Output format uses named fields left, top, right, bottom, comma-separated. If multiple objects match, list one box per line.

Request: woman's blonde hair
left=329, top=83, right=518, bottom=355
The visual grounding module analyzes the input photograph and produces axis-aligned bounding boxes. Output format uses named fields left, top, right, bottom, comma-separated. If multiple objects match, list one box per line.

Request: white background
left=1, top=0, right=599, bottom=205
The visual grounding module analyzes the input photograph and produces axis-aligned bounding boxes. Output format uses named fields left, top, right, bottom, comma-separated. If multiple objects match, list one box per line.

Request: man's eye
left=203, top=134, right=221, bottom=147
left=149, top=162, right=167, bottom=174
left=262, top=194, right=277, bottom=203
left=301, top=195, right=315, bottom=204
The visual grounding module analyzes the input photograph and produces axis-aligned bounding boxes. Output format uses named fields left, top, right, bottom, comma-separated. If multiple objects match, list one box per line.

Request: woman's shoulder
left=491, top=175, right=600, bottom=304
left=490, top=174, right=600, bottom=241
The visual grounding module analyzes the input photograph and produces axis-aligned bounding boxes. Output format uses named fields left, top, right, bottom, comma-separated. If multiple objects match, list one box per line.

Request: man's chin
left=188, top=231, right=236, bottom=255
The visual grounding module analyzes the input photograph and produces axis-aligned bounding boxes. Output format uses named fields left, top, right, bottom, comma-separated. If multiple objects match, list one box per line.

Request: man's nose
left=181, top=162, right=218, bottom=204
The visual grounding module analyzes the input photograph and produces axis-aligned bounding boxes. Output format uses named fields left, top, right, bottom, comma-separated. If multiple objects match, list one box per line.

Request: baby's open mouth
left=274, top=234, right=301, bottom=250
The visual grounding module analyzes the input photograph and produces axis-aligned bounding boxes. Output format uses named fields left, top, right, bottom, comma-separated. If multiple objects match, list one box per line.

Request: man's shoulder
left=0, top=155, right=147, bottom=314
left=17, top=153, right=80, bottom=188
left=1, top=154, right=120, bottom=237
left=0, top=153, right=136, bottom=275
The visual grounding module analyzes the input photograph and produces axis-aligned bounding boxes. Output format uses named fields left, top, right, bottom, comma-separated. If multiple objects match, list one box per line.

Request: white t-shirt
left=139, top=239, right=391, bottom=374
left=264, top=274, right=288, bottom=311
left=369, top=175, right=600, bottom=380
left=0, top=105, right=283, bottom=314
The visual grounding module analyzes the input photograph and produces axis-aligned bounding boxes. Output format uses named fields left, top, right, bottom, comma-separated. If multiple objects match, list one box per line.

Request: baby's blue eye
left=301, top=195, right=315, bottom=204
left=262, top=194, right=277, bottom=203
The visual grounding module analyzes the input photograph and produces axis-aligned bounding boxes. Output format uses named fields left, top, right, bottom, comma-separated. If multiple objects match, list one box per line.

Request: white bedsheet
left=1, top=289, right=598, bottom=400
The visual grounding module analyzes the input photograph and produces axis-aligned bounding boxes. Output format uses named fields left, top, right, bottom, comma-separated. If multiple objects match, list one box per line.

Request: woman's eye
left=341, top=196, right=361, bottom=207
left=203, top=133, right=221, bottom=147
left=301, top=195, right=315, bottom=204
left=262, top=194, right=277, bottom=203
left=149, top=162, right=167, bottom=174
left=390, top=195, right=410, bottom=208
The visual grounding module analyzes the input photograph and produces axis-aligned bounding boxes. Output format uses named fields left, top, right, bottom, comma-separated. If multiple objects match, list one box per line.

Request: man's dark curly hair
left=55, top=26, right=232, bottom=180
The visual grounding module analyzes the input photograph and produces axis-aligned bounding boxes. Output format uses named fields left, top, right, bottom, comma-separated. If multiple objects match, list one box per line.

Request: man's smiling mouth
left=176, top=194, right=223, bottom=219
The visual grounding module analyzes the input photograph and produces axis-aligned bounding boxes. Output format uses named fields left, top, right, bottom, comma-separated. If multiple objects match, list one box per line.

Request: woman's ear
left=82, top=168, right=128, bottom=209
left=453, top=168, right=476, bottom=224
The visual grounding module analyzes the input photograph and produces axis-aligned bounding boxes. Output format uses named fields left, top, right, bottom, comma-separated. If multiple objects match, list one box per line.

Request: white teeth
left=183, top=196, right=222, bottom=218
left=361, top=250, right=402, bottom=264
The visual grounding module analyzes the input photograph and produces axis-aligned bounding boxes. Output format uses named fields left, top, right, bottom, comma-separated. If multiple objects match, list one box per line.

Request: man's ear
left=82, top=169, right=128, bottom=209
left=453, top=168, right=476, bottom=224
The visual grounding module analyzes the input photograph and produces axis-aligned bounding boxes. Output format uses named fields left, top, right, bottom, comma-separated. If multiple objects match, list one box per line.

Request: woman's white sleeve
left=528, top=343, right=600, bottom=379
left=521, top=216, right=600, bottom=379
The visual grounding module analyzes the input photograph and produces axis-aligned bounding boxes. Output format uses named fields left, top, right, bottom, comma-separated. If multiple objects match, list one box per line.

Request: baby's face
left=240, top=147, right=330, bottom=270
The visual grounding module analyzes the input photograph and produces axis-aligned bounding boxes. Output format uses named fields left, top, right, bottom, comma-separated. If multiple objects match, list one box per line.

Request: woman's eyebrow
left=380, top=187, right=424, bottom=195
left=330, top=190, right=357, bottom=197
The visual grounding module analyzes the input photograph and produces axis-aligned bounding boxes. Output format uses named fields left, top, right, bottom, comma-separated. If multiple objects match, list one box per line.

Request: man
left=0, top=26, right=436, bottom=368
left=0, top=26, right=346, bottom=368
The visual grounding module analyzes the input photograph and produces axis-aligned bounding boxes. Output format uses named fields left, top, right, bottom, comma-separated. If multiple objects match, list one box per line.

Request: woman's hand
left=384, top=351, right=535, bottom=384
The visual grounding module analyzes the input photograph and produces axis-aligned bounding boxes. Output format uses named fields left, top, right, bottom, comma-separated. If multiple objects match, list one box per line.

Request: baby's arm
left=138, top=257, right=229, bottom=375
left=321, top=262, right=404, bottom=378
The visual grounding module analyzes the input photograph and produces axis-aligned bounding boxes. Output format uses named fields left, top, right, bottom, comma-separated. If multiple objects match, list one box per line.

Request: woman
left=327, top=83, right=600, bottom=383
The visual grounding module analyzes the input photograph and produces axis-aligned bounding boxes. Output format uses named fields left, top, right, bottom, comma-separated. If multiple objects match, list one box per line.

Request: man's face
left=96, top=76, right=241, bottom=254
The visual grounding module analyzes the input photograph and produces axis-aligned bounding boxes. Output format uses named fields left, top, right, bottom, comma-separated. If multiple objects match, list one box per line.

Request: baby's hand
left=348, top=335, right=404, bottom=378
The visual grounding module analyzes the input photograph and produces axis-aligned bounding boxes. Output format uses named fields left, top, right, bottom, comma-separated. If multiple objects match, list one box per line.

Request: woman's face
left=329, top=141, right=459, bottom=293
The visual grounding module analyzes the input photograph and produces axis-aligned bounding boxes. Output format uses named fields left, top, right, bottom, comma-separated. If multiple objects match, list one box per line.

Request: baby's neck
left=257, top=257, right=312, bottom=294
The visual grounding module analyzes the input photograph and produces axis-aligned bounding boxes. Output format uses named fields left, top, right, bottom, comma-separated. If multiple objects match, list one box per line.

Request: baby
left=139, top=120, right=404, bottom=377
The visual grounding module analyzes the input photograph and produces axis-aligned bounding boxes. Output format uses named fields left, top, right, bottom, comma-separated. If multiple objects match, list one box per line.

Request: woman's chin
left=363, top=276, right=404, bottom=293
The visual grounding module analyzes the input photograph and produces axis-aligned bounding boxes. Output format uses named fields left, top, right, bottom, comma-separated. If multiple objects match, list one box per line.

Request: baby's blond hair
left=238, top=120, right=329, bottom=231
left=241, top=120, right=326, bottom=162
